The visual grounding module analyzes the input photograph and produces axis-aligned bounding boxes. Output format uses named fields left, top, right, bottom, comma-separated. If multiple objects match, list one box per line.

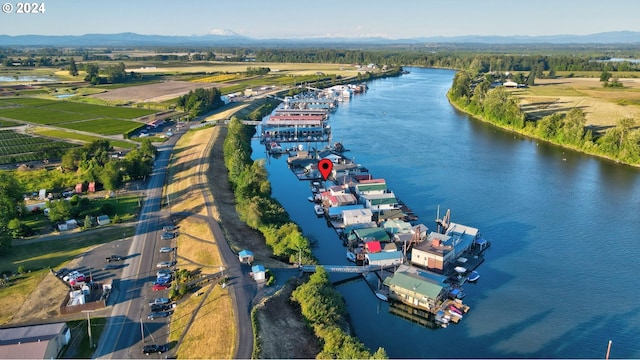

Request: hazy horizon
left=1, top=0, right=639, bottom=39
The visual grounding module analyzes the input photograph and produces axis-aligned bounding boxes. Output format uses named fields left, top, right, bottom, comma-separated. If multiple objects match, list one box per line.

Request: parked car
left=147, top=311, right=172, bottom=320
left=157, top=273, right=171, bottom=281
left=156, top=269, right=172, bottom=277
left=156, top=261, right=175, bottom=268
left=160, top=232, right=176, bottom=240
left=63, top=271, right=84, bottom=282
left=159, top=247, right=174, bottom=253
left=55, top=268, right=70, bottom=278
left=152, top=283, right=169, bottom=291
left=149, top=297, right=170, bottom=306
left=155, top=277, right=171, bottom=285
left=162, top=225, right=177, bottom=232
left=150, top=303, right=173, bottom=312
left=105, top=255, right=125, bottom=262
left=142, top=344, right=168, bottom=355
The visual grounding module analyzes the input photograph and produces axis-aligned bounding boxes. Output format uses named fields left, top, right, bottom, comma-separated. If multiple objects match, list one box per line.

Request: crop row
left=58, top=119, right=144, bottom=135
left=0, top=107, right=97, bottom=124
left=0, top=141, right=77, bottom=156
left=192, top=73, right=240, bottom=83
left=0, top=137, right=53, bottom=146
left=40, top=101, right=157, bottom=119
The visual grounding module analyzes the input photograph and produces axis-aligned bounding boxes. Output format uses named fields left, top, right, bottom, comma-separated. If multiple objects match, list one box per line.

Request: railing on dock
left=300, top=264, right=396, bottom=273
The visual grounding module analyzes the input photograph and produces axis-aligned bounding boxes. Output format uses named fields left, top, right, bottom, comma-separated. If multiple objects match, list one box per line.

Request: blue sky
left=1, top=0, right=639, bottom=38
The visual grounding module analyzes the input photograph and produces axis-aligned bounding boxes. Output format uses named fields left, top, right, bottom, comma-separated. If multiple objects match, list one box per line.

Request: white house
left=251, top=264, right=266, bottom=281
left=342, top=208, right=373, bottom=226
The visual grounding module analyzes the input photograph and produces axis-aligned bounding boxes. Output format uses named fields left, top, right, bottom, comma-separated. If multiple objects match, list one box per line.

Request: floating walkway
left=300, top=264, right=396, bottom=274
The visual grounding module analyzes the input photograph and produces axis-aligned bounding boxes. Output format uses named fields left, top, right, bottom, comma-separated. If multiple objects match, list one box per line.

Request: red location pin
left=318, top=159, right=333, bottom=180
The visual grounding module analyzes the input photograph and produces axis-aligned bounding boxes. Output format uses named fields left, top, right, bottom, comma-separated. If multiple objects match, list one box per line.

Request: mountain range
left=0, top=30, right=638, bottom=47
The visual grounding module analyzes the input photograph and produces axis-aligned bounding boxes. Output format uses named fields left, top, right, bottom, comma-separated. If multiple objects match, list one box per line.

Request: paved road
left=94, top=135, right=178, bottom=359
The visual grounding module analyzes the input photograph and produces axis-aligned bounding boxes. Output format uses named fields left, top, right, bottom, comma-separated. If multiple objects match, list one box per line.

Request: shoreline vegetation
left=447, top=70, right=640, bottom=167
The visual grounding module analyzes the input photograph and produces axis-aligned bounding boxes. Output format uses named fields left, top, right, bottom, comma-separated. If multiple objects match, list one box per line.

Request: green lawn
left=58, top=118, right=144, bottom=135
left=0, top=107, right=97, bottom=124
left=2, top=226, right=136, bottom=273
left=40, top=101, right=157, bottom=119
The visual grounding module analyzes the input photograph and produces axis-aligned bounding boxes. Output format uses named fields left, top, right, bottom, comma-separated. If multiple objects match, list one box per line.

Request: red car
left=152, top=283, right=169, bottom=291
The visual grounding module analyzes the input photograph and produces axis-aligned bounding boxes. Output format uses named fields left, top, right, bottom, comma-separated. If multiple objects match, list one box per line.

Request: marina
left=260, top=88, right=489, bottom=328
left=253, top=67, right=640, bottom=358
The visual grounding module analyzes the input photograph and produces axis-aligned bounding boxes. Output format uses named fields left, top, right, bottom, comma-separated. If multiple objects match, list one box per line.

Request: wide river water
left=251, top=67, right=640, bottom=358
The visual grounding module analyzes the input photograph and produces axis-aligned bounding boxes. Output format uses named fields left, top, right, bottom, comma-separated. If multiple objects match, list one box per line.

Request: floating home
left=411, top=222, right=480, bottom=274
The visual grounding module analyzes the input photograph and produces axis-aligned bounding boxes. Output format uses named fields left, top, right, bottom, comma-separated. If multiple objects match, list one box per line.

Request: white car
left=156, top=261, right=175, bottom=268
left=159, top=247, right=174, bottom=253
left=63, top=271, right=82, bottom=282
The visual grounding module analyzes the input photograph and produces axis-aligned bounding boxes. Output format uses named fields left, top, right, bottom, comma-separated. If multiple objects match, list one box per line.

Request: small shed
left=88, top=182, right=96, bottom=193
left=251, top=264, right=266, bottom=281
left=97, top=215, right=110, bottom=226
left=238, top=250, right=254, bottom=264
left=75, top=183, right=83, bottom=194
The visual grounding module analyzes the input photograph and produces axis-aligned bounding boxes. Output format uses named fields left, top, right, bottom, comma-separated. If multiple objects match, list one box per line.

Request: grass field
left=512, top=77, right=640, bottom=128
left=133, top=62, right=360, bottom=77
left=58, top=118, right=144, bottom=135
left=32, top=128, right=137, bottom=149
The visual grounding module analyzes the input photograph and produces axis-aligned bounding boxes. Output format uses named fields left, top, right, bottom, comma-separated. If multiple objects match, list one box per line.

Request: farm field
left=58, top=118, right=143, bottom=135
left=89, top=80, right=221, bottom=103
left=511, top=77, right=640, bottom=128
left=0, top=129, right=79, bottom=165
left=32, top=128, right=136, bottom=149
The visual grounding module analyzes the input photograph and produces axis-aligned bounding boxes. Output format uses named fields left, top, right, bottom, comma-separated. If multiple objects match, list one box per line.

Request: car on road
left=160, top=232, right=176, bottom=240
left=149, top=297, right=170, bottom=306
left=159, top=247, right=174, bottom=253
left=152, top=283, right=169, bottom=291
left=147, top=311, right=172, bottom=320
left=142, top=344, right=168, bottom=355
left=105, top=255, right=125, bottom=262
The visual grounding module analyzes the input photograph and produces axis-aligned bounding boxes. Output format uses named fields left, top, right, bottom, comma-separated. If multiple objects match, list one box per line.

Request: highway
left=94, top=135, right=179, bottom=359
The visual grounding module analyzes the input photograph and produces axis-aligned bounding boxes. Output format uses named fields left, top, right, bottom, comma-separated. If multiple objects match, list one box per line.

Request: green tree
left=68, top=58, right=78, bottom=76
left=48, top=199, right=73, bottom=223
left=561, top=108, right=587, bottom=145
left=600, top=70, right=611, bottom=82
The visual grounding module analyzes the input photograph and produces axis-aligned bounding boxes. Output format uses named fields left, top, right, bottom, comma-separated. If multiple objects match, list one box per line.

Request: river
left=251, top=67, right=640, bottom=358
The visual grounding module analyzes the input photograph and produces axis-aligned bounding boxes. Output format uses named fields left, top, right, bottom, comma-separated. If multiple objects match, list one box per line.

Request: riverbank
left=446, top=92, right=640, bottom=168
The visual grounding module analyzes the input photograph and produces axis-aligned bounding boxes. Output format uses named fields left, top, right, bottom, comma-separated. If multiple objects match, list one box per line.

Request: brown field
left=513, top=77, right=640, bottom=128
left=90, top=80, right=223, bottom=103
left=131, top=62, right=360, bottom=77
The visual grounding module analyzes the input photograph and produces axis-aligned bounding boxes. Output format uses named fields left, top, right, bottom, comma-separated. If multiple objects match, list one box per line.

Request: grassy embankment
left=164, top=126, right=234, bottom=359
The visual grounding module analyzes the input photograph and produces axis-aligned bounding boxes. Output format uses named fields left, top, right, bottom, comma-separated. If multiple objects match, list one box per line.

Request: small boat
left=454, top=266, right=467, bottom=274
left=346, top=252, right=356, bottom=263
left=375, top=292, right=388, bottom=302
left=314, top=204, right=324, bottom=216
left=449, top=305, right=463, bottom=315
left=448, top=310, right=463, bottom=319
left=307, top=196, right=314, bottom=202
left=467, top=271, right=480, bottom=282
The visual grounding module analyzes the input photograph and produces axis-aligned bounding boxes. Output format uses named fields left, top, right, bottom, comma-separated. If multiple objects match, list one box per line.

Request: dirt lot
left=513, top=77, right=640, bottom=129
left=253, top=278, right=321, bottom=359
left=90, top=80, right=223, bottom=103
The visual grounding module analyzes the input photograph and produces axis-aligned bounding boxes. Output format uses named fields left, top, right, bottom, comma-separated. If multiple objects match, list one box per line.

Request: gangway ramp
left=300, top=264, right=396, bottom=274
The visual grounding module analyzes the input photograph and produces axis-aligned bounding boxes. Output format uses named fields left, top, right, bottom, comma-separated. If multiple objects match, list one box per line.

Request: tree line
left=222, top=118, right=314, bottom=264
left=449, top=71, right=640, bottom=165
left=176, top=87, right=225, bottom=119
left=291, top=267, right=387, bottom=359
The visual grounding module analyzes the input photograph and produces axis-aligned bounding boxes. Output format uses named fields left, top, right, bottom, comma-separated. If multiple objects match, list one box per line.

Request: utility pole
left=82, top=310, right=95, bottom=348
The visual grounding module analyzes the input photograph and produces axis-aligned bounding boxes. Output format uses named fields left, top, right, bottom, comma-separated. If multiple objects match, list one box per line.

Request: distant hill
left=0, top=31, right=638, bottom=47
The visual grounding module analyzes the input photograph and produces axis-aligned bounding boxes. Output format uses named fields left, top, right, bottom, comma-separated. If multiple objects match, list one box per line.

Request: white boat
left=375, top=292, right=388, bottom=301
left=307, top=196, right=314, bottom=202
left=454, top=266, right=467, bottom=274
left=314, top=204, right=324, bottom=216
left=467, top=271, right=480, bottom=282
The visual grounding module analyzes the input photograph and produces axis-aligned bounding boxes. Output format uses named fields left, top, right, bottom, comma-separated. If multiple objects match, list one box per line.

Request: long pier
left=300, top=264, right=396, bottom=274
